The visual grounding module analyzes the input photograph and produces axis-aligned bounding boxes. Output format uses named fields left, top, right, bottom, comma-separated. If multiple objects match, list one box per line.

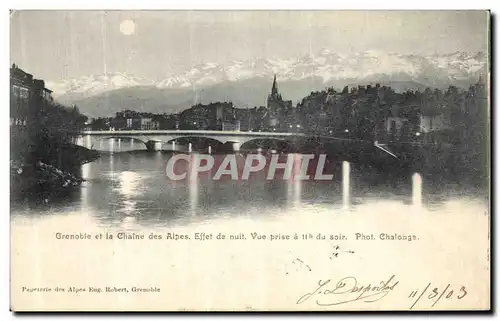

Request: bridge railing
left=80, top=129, right=305, bottom=136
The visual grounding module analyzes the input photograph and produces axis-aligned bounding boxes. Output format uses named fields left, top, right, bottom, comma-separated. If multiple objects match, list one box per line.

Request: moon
left=119, top=20, right=136, bottom=36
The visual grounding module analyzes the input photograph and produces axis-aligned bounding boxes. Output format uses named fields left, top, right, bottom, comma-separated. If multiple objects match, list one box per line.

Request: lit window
left=12, top=85, right=20, bottom=97
left=20, top=88, right=29, bottom=99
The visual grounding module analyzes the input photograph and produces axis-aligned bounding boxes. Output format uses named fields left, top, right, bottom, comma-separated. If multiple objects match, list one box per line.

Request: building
left=419, top=113, right=452, bottom=133
left=110, top=117, right=127, bottom=130
left=383, top=103, right=419, bottom=141
left=140, top=118, right=160, bottom=130
left=384, top=106, right=409, bottom=141
left=33, top=79, right=53, bottom=101
left=384, top=96, right=454, bottom=142
left=222, top=120, right=241, bottom=131
left=10, top=64, right=53, bottom=126
left=216, top=105, right=224, bottom=121
left=111, top=117, right=159, bottom=130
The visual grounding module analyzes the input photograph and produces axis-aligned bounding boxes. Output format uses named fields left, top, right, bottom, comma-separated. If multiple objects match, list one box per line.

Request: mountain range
left=46, top=49, right=488, bottom=118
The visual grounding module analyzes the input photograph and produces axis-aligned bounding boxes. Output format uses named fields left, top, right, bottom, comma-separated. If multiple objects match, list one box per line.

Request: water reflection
left=80, top=162, right=91, bottom=210
left=342, top=161, right=350, bottom=209
left=412, top=173, right=423, bottom=207
left=189, top=172, right=198, bottom=215
left=115, top=171, right=140, bottom=216
left=11, top=151, right=488, bottom=228
left=285, top=154, right=302, bottom=208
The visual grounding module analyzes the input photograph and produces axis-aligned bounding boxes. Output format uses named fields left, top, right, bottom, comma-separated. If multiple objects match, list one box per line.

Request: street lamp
left=344, top=129, right=349, bottom=133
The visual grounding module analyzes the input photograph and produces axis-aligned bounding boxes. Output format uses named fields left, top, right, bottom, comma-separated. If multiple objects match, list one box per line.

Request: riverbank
left=10, top=144, right=100, bottom=201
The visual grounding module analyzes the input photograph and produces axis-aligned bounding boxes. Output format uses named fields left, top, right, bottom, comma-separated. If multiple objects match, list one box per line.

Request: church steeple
left=267, top=74, right=287, bottom=110
left=271, top=74, right=278, bottom=96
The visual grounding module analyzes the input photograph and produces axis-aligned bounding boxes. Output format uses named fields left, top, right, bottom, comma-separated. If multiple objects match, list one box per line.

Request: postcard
left=10, top=10, right=490, bottom=311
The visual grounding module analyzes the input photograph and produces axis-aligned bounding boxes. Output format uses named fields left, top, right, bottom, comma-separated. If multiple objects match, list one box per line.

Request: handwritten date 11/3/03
left=409, top=283, right=467, bottom=309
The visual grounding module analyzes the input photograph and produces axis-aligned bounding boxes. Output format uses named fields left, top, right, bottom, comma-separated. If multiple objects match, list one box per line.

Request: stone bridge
left=77, top=130, right=307, bottom=152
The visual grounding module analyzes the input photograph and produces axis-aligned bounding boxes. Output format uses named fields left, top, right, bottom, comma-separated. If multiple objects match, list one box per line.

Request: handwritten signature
left=296, top=275, right=399, bottom=306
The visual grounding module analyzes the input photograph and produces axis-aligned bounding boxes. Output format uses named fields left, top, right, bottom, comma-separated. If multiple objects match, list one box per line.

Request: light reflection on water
left=10, top=151, right=488, bottom=229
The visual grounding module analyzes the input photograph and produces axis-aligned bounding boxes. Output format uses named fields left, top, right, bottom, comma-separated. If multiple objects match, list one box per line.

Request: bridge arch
left=76, top=135, right=154, bottom=151
left=91, top=136, right=149, bottom=148
left=165, top=136, right=225, bottom=146
left=165, top=136, right=245, bottom=153
left=240, top=138, right=297, bottom=152
left=96, top=136, right=148, bottom=144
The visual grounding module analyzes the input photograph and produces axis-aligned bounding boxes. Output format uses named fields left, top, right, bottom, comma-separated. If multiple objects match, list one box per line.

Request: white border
left=2, top=1, right=497, bottom=320
left=3, top=1, right=499, bottom=10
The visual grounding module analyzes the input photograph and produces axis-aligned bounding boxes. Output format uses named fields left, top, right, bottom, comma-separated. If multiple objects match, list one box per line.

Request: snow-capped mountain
left=425, top=51, right=486, bottom=79
left=46, top=72, right=154, bottom=99
left=49, top=49, right=487, bottom=99
left=47, top=49, right=487, bottom=117
left=153, top=49, right=487, bottom=90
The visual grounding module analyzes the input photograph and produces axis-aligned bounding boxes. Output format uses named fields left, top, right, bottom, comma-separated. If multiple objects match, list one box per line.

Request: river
left=11, top=139, right=488, bottom=228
